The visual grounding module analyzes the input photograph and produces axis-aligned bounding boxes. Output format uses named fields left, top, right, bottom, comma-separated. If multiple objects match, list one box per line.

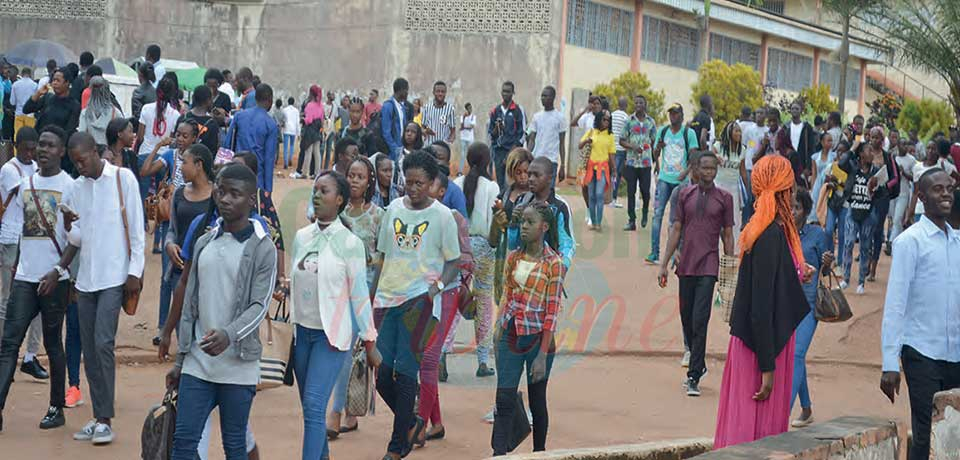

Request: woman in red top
left=491, top=201, right=563, bottom=456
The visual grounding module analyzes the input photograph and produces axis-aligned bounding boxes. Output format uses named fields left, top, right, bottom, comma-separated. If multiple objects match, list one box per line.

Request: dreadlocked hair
left=739, top=154, right=804, bottom=268
left=520, top=200, right=559, bottom=256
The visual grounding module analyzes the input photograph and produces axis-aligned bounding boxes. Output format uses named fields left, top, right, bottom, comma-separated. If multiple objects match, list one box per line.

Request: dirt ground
left=0, top=167, right=909, bottom=459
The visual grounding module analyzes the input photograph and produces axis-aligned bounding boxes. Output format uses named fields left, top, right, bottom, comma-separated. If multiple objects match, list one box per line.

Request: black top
left=690, top=109, right=712, bottom=151
left=729, top=223, right=809, bottom=372
left=178, top=112, right=220, bottom=155
left=213, top=91, right=233, bottom=117
left=23, top=93, right=81, bottom=176
left=172, top=187, right=213, bottom=248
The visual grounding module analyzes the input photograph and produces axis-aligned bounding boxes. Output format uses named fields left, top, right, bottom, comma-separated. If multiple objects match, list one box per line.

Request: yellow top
left=581, top=128, right=616, bottom=163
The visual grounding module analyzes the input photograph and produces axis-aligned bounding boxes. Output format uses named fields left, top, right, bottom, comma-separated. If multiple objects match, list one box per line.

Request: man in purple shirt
left=224, top=83, right=278, bottom=192
left=657, top=152, right=735, bottom=397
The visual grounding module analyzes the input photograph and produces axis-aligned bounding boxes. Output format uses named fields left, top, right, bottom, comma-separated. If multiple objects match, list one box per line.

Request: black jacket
left=788, top=121, right=819, bottom=173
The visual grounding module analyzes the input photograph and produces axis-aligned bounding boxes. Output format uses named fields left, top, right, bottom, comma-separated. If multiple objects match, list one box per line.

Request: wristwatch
left=54, top=265, right=69, bottom=278
left=434, top=280, right=445, bottom=292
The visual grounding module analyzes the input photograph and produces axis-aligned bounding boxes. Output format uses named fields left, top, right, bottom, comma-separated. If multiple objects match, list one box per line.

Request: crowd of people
left=0, top=41, right=957, bottom=460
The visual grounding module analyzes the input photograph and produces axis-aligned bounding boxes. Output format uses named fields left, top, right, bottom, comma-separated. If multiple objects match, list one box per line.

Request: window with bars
left=709, top=34, right=760, bottom=70
left=565, top=0, right=634, bottom=56
left=641, top=16, right=700, bottom=71
left=766, top=48, right=812, bottom=92
left=819, top=61, right=861, bottom=100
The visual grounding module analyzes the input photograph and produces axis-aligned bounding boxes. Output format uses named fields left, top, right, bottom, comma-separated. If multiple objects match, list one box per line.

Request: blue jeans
left=587, top=170, right=607, bottom=226
left=870, top=197, right=890, bottom=259
left=492, top=321, right=555, bottom=454
left=172, top=373, right=256, bottom=460
left=283, top=134, right=296, bottom=167
left=293, top=325, right=348, bottom=460
left=649, top=180, right=680, bottom=260
left=330, top=340, right=355, bottom=414
left=459, top=139, right=471, bottom=174
left=66, top=301, right=81, bottom=387
left=843, top=211, right=875, bottom=286
left=791, top=311, right=818, bottom=410
left=613, top=151, right=626, bottom=198
left=739, top=170, right=753, bottom=227
left=323, top=131, right=336, bottom=170
left=825, top=206, right=848, bottom=269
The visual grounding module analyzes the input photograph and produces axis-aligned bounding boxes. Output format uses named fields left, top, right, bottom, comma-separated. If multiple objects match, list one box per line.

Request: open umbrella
left=172, top=67, right=208, bottom=91
left=2, top=39, right=77, bottom=69
left=93, top=57, right=137, bottom=78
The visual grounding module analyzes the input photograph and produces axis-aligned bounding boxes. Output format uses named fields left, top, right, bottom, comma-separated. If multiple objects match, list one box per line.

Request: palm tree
left=821, top=0, right=877, bottom=115
left=860, top=1, right=960, bottom=124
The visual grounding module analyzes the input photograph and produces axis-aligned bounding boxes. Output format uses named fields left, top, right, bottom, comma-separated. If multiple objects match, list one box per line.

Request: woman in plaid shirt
left=491, top=201, right=563, bottom=455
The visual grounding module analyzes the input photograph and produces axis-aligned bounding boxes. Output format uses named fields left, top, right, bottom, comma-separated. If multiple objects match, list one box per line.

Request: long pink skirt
left=714, top=334, right=796, bottom=450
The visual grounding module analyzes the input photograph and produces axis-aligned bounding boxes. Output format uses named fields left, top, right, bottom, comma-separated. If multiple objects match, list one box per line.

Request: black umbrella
left=3, top=39, right=78, bottom=69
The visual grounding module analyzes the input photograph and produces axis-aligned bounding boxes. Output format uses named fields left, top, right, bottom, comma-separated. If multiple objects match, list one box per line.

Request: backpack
left=140, top=391, right=177, bottom=460
left=659, top=125, right=693, bottom=155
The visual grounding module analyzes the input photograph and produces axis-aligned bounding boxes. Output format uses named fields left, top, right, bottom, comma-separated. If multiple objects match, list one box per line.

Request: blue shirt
left=799, top=223, right=830, bottom=310
left=882, top=216, right=960, bottom=371
left=240, top=89, right=257, bottom=110
left=442, top=181, right=468, bottom=220
left=181, top=211, right=269, bottom=263
left=225, top=106, right=279, bottom=192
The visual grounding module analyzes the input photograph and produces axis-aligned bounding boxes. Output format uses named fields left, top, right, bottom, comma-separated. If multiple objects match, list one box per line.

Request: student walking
left=714, top=154, right=813, bottom=449
left=492, top=201, right=563, bottom=456
left=166, top=163, right=277, bottom=460
left=619, top=95, right=657, bottom=230
left=578, top=110, right=615, bottom=231
left=880, top=168, right=960, bottom=460
left=282, top=97, right=300, bottom=169
left=488, top=82, right=526, bottom=190
left=0, top=126, right=74, bottom=432
left=372, top=151, right=461, bottom=460
left=454, top=143, right=501, bottom=377
left=293, top=86, right=324, bottom=179
left=526, top=86, right=567, bottom=187
left=492, top=148, right=534, bottom=305
left=459, top=103, right=476, bottom=175
left=657, top=152, right=735, bottom=396
left=646, top=103, right=697, bottom=264
left=291, top=171, right=379, bottom=460
left=62, top=132, right=145, bottom=445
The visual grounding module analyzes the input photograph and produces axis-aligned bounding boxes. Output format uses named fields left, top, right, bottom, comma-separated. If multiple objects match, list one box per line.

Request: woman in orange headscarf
left=714, top=154, right=814, bottom=449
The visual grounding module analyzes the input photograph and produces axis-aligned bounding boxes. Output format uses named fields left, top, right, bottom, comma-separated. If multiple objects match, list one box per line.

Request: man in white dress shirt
left=880, top=168, right=960, bottom=460
left=55, top=132, right=145, bottom=445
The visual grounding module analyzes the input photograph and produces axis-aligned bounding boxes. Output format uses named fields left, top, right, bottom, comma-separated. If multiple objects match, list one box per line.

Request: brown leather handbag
left=815, top=270, right=853, bottom=323
left=117, top=173, right=142, bottom=315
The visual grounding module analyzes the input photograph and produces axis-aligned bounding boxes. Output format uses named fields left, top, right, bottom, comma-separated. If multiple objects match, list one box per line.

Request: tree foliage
left=592, top=71, right=666, bottom=124
left=861, top=1, right=960, bottom=125
left=690, top=60, right=763, bottom=128
left=799, top=84, right=839, bottom=115
left=896, top=99, right=953, bottom=141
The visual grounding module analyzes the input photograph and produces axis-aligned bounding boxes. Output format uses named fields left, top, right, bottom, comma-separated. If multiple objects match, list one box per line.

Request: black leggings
left=493, top=381, right=548, bottom=455
left=624, top=166, right=652, bottom=222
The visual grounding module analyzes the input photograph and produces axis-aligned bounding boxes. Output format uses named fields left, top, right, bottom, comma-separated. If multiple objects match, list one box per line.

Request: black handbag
left=815, top=270, right=853, bottom=323
left=140, top=390, right=176, bottom=460
left=491, top=391, right=532, bottom=453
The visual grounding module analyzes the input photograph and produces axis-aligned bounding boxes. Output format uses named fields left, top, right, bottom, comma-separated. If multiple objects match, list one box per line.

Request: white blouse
left=454, top=175, right=500, bottom=237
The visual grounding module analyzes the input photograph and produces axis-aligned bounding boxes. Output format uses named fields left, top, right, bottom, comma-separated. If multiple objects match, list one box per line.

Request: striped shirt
left=611, top=110, right=629, bottom=152
left=422, top=100, right=456, bottom=145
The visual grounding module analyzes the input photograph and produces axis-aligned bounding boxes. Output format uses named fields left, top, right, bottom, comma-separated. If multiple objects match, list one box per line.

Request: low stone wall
left=932, top=389, right=960, bottom=460
left=488, top=438, right=712, bottom=460
left=692, top=416, right=898, bottom=460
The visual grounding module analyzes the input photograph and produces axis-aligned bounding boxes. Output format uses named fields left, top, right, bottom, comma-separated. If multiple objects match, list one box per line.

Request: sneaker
left=65, top=386, right=84, bottom=408
left=856, top=284, right=865, bottom=295
left=686, top=378, right=701, bottom=397
left=289, top=172, right=303, bottom=179
left=641, top=212, right=649, bottom=228
left=681, top=351, right=690, bottom=368
left=839, top=280, right=849, bottom=290
left=483, top=407, right=496, bottom=424
left=476, top=363, right=495, bottom=378
left=644, top=254, right=659, bottom=265
left=791, top=415, right=815, bottom=428
left=612, top=200, right=623, bottom=208
left=73, top=419, right=97, bottom=440
left=20, top=359, right=49, bottom=380
left=39, top=406, right=65, bottom=429
left=92, top=423, right=114, bottom=445
left=585, top=215, right=593, bottom=226
left=623, top=222, right=636, bottom=231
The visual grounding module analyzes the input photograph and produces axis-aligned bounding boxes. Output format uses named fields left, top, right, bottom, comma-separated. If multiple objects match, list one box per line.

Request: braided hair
left=348, top=156, right=377, bottom=203
left=520, top=200, right=559, bottom=255
left=154, top=75, right=178, bottom=137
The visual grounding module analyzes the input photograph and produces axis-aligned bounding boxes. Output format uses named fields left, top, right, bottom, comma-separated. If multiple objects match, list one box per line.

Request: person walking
left=789, top=189, right=833, bottom=427
left=880, top=168, right=960, bottom=460
left=838, top=143, right=879, bottom=294
left=491, top=147, right=534, bottom=310
left=610, top=97, right=629, bottom=208
left=0, top=125, right=73, bottom=432
left=61, top=132, right=145, bottom=445
left=526, top=86, right=566, bottom=188
left=131, top=63, right=157, bottom=127
left=619, top=95, right=657, bottom=230
left=291, top=170, right=379, bottom=460
left=809, top=132, right=836, bottom=216
left=282, top=97, right=300, bottom=169
left=458, top=103, right=476, bottom=175
left=454, top=143, right=501, bottom=377
left=657, top=152, right=735, bottom=396
left=645, top=103, right=697, bottom=264
left=78, top=77, right=122, bottom=145
left=225, top=84, right=279, bottom=193
left=578, top=110, right=616, bottom=231
left=380, top=78, right=412, bottom=163
left=889, top=134, right=917, bottom=246
left=10, top=66, right=38, bottom=137
left=293, top=85, right=324, bottom=179
left=713, top=154, right=813, bottom=449
left=491, top=200, right=562, bottom=456
left=488, top=81, right=526, bottom=190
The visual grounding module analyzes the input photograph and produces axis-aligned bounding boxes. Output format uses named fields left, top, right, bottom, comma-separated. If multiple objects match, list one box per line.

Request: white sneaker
left=585, top=215, right=592, bottom=226
left=839, top=280, right=849, bottom=290
left=856, top=284, right=865, bottom=295
left=681, top=351, right=691, bottom=368
left=73, top=419, right=97, bottom=440
left=612, top=200, right=623, bottom=208
left=483, top=407, right=496, bottom=424
left=92, top=423, right=114, bottom=445
left=288, top=172, right=303, bottom=179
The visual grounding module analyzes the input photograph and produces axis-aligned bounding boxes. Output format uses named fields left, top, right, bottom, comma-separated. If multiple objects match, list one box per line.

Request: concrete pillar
left=812, top=49, right=821, bottom=86
left=759, top=34, right=769, bottom=84
left=857, top=59, right=867, bottom=115
left=630, top=0, right=644, bottom=72
left=558, top=0, right=569, bottom=97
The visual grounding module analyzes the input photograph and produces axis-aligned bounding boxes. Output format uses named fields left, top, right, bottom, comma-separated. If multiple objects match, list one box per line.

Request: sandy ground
left=0, top=166, right=908, bottom=459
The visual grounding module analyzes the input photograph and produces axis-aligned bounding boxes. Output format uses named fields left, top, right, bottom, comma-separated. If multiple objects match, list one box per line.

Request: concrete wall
left=0, top=0, right=564, bottom=140
left=932, top=389, right=960, bottom=460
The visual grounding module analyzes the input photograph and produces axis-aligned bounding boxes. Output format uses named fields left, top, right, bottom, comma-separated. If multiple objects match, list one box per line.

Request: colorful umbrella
left=93, top=57, right=137, bottom=78
left=2, top=39, right=77, bottom=69
left=172, top=67, right=208, bottom=92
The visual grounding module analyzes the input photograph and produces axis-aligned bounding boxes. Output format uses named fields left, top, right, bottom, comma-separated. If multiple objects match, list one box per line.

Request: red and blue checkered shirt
left=499, top=245, right=564, bottom=335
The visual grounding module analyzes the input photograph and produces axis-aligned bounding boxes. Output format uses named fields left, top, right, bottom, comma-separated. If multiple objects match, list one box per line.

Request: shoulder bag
left=345, top=341, right=376, bottom=417
left=815, top=270, right=853, bottom=323
left=490, top=390, right=531, bottom=453
left=714, top=254, right=738, bottom=323
left=257, top=299, right=295, bottom=391
left=141, top=389, right=176, bottom=460
left=29, top=176, right=63, bottom=256
left=117, top=172, right=142, bottom=316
